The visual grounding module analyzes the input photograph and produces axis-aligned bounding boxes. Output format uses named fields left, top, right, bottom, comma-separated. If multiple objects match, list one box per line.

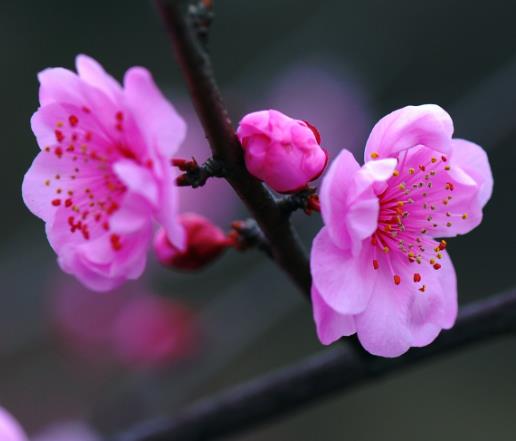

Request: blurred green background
left=1, top=0, right=516, bottom=439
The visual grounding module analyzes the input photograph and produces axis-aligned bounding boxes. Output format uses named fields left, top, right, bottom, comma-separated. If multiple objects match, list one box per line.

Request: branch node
left=188, top=0, right=214, bottom=48
left=229, top=219, right=273, bottom=257
left=174, top=156, right=226, bottom=188
left=277, top=187, right=321, bottom=216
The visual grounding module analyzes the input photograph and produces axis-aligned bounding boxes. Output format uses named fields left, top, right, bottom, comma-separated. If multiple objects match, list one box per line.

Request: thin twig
left=110, top=289, right=516, bottom=441
left=155, top=0, right=311, bottom=296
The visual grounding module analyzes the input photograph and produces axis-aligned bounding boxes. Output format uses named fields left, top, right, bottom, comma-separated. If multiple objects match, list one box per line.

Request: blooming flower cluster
left=311, top=105, right=493, bottom=357
left=22, top=56, right=493, bottom=359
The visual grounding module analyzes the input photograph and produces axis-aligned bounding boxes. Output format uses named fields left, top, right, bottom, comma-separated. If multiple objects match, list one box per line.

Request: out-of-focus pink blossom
left=33, top=422, right=99, bottom=441
left=311, top=104, right=493, bottom=357
left=111, top=295, right=198, bottom=368
left=236, top=110, right=328, bottom=193
left=154, top=213, right=230, bottom=271
left=22, top=54, right=186, bottom=292
left=0, top=407, right=27, bottom=441
left=51, top=278, right=199, bottom=369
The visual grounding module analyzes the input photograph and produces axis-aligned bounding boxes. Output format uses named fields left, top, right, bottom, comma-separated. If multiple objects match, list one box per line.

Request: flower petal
left=76, top=54, right=123, bottom=102
left=0, top=407, right=28, bottom=441
left=123, top=67, right=186, bottom=158
left=364, top=104, right=454, bottom=160
left=311, top=285, right=356, bottom=345
left=310, top=228, right=377, bottom=314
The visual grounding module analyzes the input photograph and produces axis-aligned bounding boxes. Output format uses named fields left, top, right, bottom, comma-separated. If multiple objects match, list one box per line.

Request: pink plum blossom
left=311, top=104, right=493, bottom=357
left=236, top=109, right=328, bottom=193
left=51, top=277, right=199, bottom=368
left=22, top=55, right=186, bottom=292
left=154, top=213, right=231, bottom=271
left=0, top=407, right=28, bottom=441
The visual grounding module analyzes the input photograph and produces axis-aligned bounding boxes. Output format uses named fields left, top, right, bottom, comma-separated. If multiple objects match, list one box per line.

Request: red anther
left=419, top=285, right=427, bottom=293
left=81, top=106, right=91, bottom=113
left=441, top=155, right=448, bottom=162
left=393, top=274, right=401, bottom=285
left=413, top=273, right=421, bottom=282
left=373, top=259, right=379, bottom=270
left=85, top=131, right=93, bottom=142
left=51, top=199, right=61, bottom=206
left=433, top=263, right=442, bottom=270
left=69, top=115, right=79, bottom=127
left=110, top=233, right=122, bottom=251
left=115, top=111, right=124, bottom=121
left=54, top=130, right=64, bottom=143
left=66, top=145, right=75, bottom=152
left=419, top=164, right=426, bottom=172
left=438, top=240, right=447, bottom=251
left=303, top=120, right=322, bottom=144
left=64, top=198, right=73, bottom=207
left=445, top=182, right=455, bottom=191
left=54, top=147, right=63, bottom=158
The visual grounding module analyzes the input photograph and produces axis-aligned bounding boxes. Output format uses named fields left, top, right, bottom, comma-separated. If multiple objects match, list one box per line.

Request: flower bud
left=154, top=213, right=230, bottom=270
left=236, top=109, right=328, bottom=193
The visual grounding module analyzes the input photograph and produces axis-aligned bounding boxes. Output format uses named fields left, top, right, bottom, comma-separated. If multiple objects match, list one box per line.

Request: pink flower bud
left=154, top=213, right=230, bottom=270
left=236, top=109, right=328, bottom=193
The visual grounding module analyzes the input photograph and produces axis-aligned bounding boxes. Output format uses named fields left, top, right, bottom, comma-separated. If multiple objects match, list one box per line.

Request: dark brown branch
left=155, top=0, right=311, bottom=296
left=110, top=289, right=516, bottom=441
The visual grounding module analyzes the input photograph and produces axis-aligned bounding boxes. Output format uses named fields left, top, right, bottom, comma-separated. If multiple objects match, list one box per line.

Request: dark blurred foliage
left=1, top=0, right=516, bottom=439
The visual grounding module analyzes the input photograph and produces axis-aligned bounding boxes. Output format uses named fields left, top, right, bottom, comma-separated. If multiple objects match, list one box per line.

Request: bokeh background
left=2, top=0, right=516, bottom=439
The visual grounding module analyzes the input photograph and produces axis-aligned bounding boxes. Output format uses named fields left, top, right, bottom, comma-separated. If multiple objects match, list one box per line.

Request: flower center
left=368, top=150, right=467, bottom=290
left=43, top=109, right=152, bottom=251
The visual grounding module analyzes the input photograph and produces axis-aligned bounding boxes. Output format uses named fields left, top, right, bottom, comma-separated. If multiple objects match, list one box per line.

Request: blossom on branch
left=154, top=213, right=231, bottom=270
left=22, top=55, right=186, bottom=291
left=311, top=105, right=493, bottom=357
left=236, top=109, right=328, bottom=193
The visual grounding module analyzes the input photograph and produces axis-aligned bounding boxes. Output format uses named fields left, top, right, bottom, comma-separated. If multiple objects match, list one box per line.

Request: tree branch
left=111, top=289, right=516, bottom=441
left=155, top=0, right=311, bottom=296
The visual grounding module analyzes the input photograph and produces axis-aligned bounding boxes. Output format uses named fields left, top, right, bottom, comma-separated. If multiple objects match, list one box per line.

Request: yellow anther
left=399, top=183, right=406, bottom=190
left=437, top=253, right=443, bottom=259
left=56, top=121, right=64, bottom=128
left=444, top=165, right=451, bottom=171
left=430, top=258, right=436, bottom=265
left=408, top=167, right=415, bottom=174
left=446, top=222, right=452, bottom=227
left=370, top=152, right=379, bottom=159
left=462, top=213, right=468, bottom=220
left=431, top=157, right=437, bottom=163
left=392, top=170, right=400, bottom=177
left=383, top=246, right=390, bottom=253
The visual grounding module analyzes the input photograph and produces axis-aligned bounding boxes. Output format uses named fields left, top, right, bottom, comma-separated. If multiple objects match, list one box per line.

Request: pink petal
left=354, top=269, right=413, bottom=357
left=364, top=104, right=454, bottom=161
left=113, top=160, right=159, bottom=207
left=320, top=150, right=394, bottom=255
left=310, top=228, right=377, bottom=314
left=123, top=67, right=186, bottom=158
left=319, top=149, right=360, bottom=250
left=0, top=408, right=28, bottom=441
left=311, top=285, right=356, bottom=345
left=155, top=156, right=186, bottom=251
left=450, top=138, right=493, bottom=208
left=76, top=54, right=123, bottom=102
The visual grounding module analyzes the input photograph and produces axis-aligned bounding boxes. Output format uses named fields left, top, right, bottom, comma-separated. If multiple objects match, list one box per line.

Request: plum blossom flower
left=154, top=213, right=231, bottom=271
left=0, top=407, right=27, bottom=441
left=236, top=109, right=328, bottom=193
left=311, top=104, right=493, bottom=357
left=22, top=55, right=186, bottom=291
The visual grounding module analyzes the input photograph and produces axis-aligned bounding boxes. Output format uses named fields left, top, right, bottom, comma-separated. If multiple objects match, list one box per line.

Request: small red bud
left=154, top=213, right=230, bottom=271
